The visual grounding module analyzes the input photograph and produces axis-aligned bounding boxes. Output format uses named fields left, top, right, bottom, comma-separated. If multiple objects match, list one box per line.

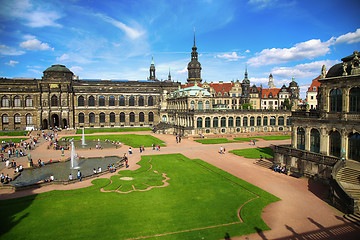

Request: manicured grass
left=230, top=147, right=274, bottom=159
left=0, top=131, right=29, bottom=136
left=194, top=138, right=238, bottom=144
left=76, top=127, right=151, bottom=134
left=233, top=137, right=259, bottom=142
left=64, top=134, right=165, bottom=148
left=255, top=135, right=291, bottom=141
left=0, top=138, right=29, bottom=143
left=0, top=154, right=279, bottom=240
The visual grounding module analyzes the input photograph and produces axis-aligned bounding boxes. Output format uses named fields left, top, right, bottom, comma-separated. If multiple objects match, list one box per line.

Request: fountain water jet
left=81, top=128, right=87, bottom=146
left=71, top=141, right=80, bottom=169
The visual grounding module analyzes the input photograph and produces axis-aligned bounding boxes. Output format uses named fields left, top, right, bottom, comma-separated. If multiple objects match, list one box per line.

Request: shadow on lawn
left=0, top=193, right=38, bottom=238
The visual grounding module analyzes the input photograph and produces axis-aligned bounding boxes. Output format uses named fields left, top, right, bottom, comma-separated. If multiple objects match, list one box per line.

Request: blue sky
left=0, top=0, right=359, bottom=98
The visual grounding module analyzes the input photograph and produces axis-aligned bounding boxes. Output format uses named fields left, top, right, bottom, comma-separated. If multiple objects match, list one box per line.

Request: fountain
left=71, top=141, right=79, bottom=169
left=81, top=128, right=86, bottom=146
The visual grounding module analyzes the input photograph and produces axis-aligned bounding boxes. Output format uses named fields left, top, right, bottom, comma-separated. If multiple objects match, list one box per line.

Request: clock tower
left=187, top=30, right=202, bottom=84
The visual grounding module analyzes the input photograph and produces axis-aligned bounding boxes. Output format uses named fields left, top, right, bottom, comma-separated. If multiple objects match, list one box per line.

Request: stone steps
left=337, top=167, right=360, bottom=185
left=344, top=213, right=360, bottom=226
left=254, top=159, right=274, bottom=169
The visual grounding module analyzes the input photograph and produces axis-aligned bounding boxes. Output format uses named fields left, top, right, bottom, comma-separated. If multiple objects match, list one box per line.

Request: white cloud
left=70, top=66, right=83, bottom=74
left=335, top=28, right=360, bottom=44
left=176, top=66, right=188, bottom=74
left=5, top=60, right=19, bottom=67
left=216, top=52, right=244, bottom=61
left=271, top=60, right=339, bottom=79
left=245, top=49, right=250, bottom=53
left=248, top=0, right=278, bottom=9
left=20, top=38, right=54, bottom=51
left=1, top=0, right=62, bottom=28
left=0, top=44, right=25, bottom=56
left=56, top=54, right=70, bottom=62
left=97, top=13, right=144, bottom=39
left=248, top=39, right=332, bottom=66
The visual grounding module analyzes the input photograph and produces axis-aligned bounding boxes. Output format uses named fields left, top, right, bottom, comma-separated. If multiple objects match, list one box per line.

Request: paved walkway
left=1, top=131, right=360, bottom=239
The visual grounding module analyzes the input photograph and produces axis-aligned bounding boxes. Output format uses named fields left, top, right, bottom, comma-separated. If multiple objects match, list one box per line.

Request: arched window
left=88, top=96, right=95, bottom=106
left=228, top=117, right=234, bottom=127
left=99, top=96, right=105, bottom=106
left=330, top=89, right=342, bottom=112
left=257, top=116, right=262, bottom=126
left=119, top=96, right=125, bottom=106
left=297, top=127, right=305, bottom=150
left=278, top=116, right=284, bottom=126
left=129, top=96, right=135, bottom=106
left=26, top=113, right=33, bottom=125
left=78, top=113, right=85, bottom=123
left=120, top=112, right=125, bottom=122
left=129, top=112, right=135, bottom=122
left=197, top=117, right=203, bottom=128
left=99, top=113, right=105, bottom=123
left=236, top=117, right=241, bottom=127
left=205, top=101, right=210, bottom=110
left=138, top=96, right=144, bottom=106
left=349, top=132, right=360, bottom=161
left=109, top=96, right=115, bottom=106
left=349, top=87, right=360, bottom=112
left=190, top=101, right=195, bottom=109
left=270, top=116, right=276, bottom=125
left=250, top=117, right=255, bottom=126
left=14, top=96, right=21, bottom=107
left=148, top=112, right=154, bottom=122
left=213, top=117, right=218, bottom=128
left=14, top=113, right=21, bottom=124
left=243, top=116, right=248, bottom=127
left=78, top=96, right=85, bottom=106
left=198, top=101, right=203, bottom=110
left=205, top=117, right=211, bottom=128
left=51, top=95, right=58, bottom=106
left=162, top=115, right=167, bottom=122
left=221, top=117, right=226, bottom=127
left=148, top=96, right=154, bottom=106
left=89, top=113, right=95, bottom=123
left=263, top=116, right=268, bottom=126
left=286, top=116, right=291, bottom=126
left=139, top=112, right=145, bottom=122
left=329, top=130, right=341, bottom=157
left=110, top=112, right=115, bottom=123
left=310, top=129, right=320, bottom=153
left=2, top=114, right=9, bottom=124
left=1, top=96, right=10, bottom=107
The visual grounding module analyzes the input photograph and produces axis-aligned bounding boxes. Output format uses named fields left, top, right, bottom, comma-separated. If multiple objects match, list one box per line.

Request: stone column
left=343, top=89, right=349, bottom=113
left=320, top=127, right=329, bottom=155
left=291, top=125, right=297, bottom=148
left=341, top=128, right=348, bottom=159
left=305, top=127, right=311, bottom=151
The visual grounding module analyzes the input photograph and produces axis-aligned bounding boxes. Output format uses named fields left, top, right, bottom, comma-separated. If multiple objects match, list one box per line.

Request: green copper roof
left=44, top=64, right=73, bottom=73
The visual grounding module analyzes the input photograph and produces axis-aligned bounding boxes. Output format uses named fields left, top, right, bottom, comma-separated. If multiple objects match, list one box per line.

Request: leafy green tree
left=242, top=103, right=253, bottom=109
left=281, top=98, right=291, bottom=110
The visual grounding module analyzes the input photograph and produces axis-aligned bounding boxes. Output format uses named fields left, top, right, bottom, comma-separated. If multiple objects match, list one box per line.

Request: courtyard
left=0, top=130, right=359, bottom=239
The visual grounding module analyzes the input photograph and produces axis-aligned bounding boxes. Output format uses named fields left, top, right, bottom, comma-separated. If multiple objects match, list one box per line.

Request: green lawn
left=255, top=135, right=291, bottom=141
left=233, top=137, right=259, bottom=142
left=230, top=147, right=274, bottom=159
left=76, top=127, right=152, bottom=134
left=0, top=138, right=29, bottom=143
left=0, top=131, right=29, bottom=136
left=194, top=138, right=238, bottom=144
left=64, top=134, right=165, bottom=148
left=0, top=154, right=279, bottom=240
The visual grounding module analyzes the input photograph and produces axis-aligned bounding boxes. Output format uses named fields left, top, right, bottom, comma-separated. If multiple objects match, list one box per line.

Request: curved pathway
left=1, top=131, right=359, bottom=239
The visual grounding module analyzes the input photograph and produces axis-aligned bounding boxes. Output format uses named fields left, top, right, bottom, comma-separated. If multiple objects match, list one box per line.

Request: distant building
left=306, top=75, right=321, bottom=110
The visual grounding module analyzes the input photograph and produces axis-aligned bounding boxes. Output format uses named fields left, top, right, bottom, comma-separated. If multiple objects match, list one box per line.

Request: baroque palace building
left=1, top=36, right=300, bottom=135
left=274, top=51, right=360, bottom=213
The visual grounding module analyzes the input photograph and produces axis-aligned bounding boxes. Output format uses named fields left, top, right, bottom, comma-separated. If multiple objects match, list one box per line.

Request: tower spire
left=193, top=27, right=196, bottom=47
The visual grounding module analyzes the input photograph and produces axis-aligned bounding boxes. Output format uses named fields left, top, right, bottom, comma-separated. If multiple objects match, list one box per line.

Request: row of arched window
left=296, top=127, right=360, bottom=161
left=196, top=116, right=290, bottom=128
left=1, top=96, right=33, bottom=108
left=1, top=113, right=33, bottom=125
left=77, top=95, right=154, bottom=107
left=329, top=87, right=360, bottom=112
left=78, top=112, right=154, bottom=124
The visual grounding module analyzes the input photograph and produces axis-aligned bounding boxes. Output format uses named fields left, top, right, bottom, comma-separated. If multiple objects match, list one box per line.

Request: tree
left=282, top=98, right=291, bottom=110
left=242, top=103, right=253, bottom=109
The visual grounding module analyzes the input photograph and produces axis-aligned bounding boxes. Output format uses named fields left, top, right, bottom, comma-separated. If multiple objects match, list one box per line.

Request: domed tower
left=289, top=76, right=299, bottom=111
left=241, top=68, right=251, bottom=103
left=268, top=73, right=275, bottom=89
left=149, top=56, right=156, bottom=81
left=187, top=30, right=202, bottom=84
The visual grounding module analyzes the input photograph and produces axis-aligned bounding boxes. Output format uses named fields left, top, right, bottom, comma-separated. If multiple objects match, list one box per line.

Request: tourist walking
left=77, top=170, right=82, bottom=182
